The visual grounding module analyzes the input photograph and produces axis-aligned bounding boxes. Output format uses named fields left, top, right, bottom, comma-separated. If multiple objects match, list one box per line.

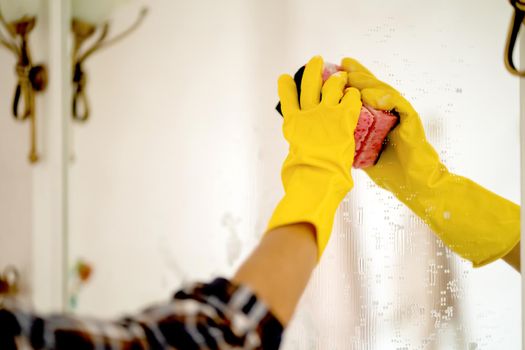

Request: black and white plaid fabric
left=0, top=278, right=283, bottom=349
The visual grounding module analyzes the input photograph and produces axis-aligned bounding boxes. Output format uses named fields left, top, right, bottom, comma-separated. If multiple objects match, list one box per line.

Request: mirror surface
left=61, top=0, right=521, bottom=349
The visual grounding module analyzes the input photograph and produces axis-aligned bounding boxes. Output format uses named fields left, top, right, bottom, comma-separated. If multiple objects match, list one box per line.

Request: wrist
left=234, top=223, right=317, bottom=325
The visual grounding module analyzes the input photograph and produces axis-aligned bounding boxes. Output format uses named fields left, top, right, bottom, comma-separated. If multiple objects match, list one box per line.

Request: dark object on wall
left=505, top=0, right=525, bottom=76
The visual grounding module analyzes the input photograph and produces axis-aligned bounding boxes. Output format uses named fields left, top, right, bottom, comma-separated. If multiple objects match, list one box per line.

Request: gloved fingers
left=364, top=148, right=399, bottom=181
left=348, top=72, right=397, bottom=92
left=340, top=57, right=376, bottom=77
left=321, top=72, right=348, bottom=106
left=362, top=88, right=426, bottom=143
left=361, top=88, right=413, bottom=115
left=278, top=74, right=300, bottom=116
left=341, top=87, right=362, bottom=126
left=300, top=55, right=324, bottom=110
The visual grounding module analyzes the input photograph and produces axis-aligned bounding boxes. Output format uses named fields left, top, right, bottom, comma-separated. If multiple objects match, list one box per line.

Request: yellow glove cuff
left=407, top=172, right=520, bottom=267
left=267, top=167, right=352, bottom=259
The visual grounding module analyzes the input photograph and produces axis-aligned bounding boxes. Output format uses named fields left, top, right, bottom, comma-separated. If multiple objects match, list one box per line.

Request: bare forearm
left=232, top=223, right=317, bottom=325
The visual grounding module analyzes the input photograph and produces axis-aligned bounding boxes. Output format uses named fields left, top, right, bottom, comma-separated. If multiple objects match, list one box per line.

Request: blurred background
left=0, top=0, right=521, bottom=348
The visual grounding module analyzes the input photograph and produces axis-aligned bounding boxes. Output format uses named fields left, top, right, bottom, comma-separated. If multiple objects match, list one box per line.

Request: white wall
left=68, top=0, right=256, bottom=309
left=0, top=48, right=33, bottom=304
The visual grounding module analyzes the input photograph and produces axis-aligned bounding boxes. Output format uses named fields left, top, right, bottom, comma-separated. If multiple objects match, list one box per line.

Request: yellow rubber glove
left=340, top=57, right=520, bottom=267
left=267, top=56, right=362, bottom=258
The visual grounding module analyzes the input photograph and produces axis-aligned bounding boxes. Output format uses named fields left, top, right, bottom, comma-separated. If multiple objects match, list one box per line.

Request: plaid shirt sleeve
left=0, top=278, right=283, bottom=350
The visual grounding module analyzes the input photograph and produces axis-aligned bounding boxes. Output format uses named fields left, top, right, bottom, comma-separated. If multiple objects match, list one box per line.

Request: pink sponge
left=322, top=63, right=398, bottom=169
left=353, top=104, right=398, bottom=168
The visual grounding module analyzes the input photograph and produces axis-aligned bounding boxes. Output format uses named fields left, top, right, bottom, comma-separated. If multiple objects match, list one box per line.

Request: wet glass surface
left=65, top=1, right=521, bottom=348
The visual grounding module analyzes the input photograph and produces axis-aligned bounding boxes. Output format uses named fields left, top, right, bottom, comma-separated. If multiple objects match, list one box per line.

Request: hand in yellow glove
left=340, top=57, right=520, bottom=267
left=267, top=56, right=362, bottom=258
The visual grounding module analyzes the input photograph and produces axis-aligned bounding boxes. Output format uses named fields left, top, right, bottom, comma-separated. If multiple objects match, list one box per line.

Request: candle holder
left=0, top=12, right=47, bottom=163
left=71, top=7, right=148, bottom=122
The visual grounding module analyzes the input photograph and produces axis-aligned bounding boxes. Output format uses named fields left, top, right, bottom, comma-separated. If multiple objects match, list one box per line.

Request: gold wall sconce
left=0, top=0, right=47, bottom=163
left=71, top=3, right=148, bottom=122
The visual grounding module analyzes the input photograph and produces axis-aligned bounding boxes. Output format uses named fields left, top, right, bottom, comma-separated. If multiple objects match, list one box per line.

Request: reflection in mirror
left=0, top=0, right=47, bottom=163
left=70, top=0, right=148, bottom=122
left=66, top=1, right=521, bottom=348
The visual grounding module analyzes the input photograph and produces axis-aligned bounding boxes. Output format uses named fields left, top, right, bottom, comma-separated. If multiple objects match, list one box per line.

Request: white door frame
left=31, top=0, right=71, bottom=313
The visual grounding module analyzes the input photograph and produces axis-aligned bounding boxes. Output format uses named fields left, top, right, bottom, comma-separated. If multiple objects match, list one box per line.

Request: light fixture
left=0, top=0, right=47, bottom=163
left=71, top=0, right=148, bottom=121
